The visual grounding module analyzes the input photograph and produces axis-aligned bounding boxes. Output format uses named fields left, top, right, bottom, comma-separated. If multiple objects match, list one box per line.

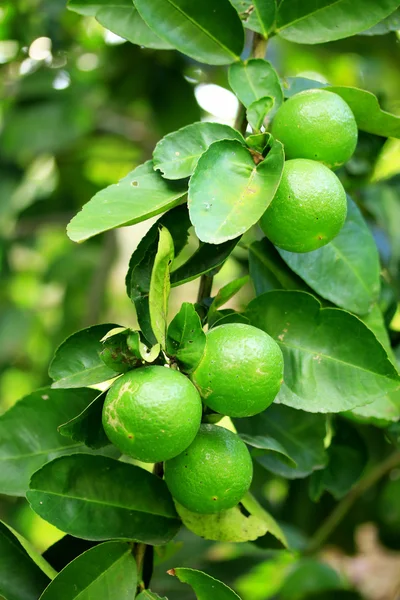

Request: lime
left=102, top=366, right=202, bottom=462
left=260, top=159, right=347, bottom=253
left=164, top=424, right=253, bottom=514
left=271, top=89, right=358, bottom=169
left=191, top=323, right=283, bottom=418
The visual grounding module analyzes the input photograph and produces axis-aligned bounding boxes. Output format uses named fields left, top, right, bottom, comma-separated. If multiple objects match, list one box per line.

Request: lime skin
left=271, top=89, right=358, bottom=170
left=260, top=158, right=347, bottom=253
left=102, top=366, right=202, bottom=463
left=164, top=424, right=253, bottom=514
left=191, top=323, right=283, bottom=418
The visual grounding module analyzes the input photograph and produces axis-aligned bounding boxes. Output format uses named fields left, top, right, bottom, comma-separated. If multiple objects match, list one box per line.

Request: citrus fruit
left=271, top=89, right=358, bottom=169
left=260, top=159, right=347, bottom=253
left=191, top=323, right=283, bottom=418
left=102, top=365, right=202, bottom=462
left=164, top=424, right=253, bottom=514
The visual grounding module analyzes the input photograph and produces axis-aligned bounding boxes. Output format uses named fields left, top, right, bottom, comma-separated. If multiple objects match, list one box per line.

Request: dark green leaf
left=96, top=6, right=173, bottom=49
left=67, top=161, right=187, bottom=243
left=153, top=122, right=244, bottom=180
left=49, top=324, right=119, bottom=389
left=282, top=76, right=326, bottom=98
left=0, top=387, right=99, bottom=496
left=166, top=303, right=206, bottom=372
left=149, top=226, right=174, bottom=349
left=134, top=0, right=244, bottom=65
left=228, top=59, right=283, bottom=109
left=67, top=0, right=130, bottom=16
left=208, top=276, right=249, bottom=326
left=189, top=138, right=284, bottom=244
left=239, top=433, right=297, bottom=467
left=171, top=568, right=242, bottom=600
left=58, top=391, right=109, bottom=449
left=230, top=0, right=276, bottom=36
left=247, top=291, right=400, bottom=413
left=39, top=541, right=137, bottom=600
left=210, top=313, right=250, bottom=328
left=279, top=559, right=343, bottom=600
left=42, top=536, right=98, bottom=573
left=247, top=96, right=274, bottom=131
left=100, top=329, right=143, bottom=373
left=28, top=455, right=181, bottom=544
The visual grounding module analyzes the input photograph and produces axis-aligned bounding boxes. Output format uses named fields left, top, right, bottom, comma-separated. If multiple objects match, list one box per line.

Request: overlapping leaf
left=58, top=391, right=109, bottom=449
left=166, top=303, right=206, bottom=372
left=230, top=0, right=276, bottom=37
left=171, top=568, right=242, bottom=600
left=149, top=226, right=174, bottom=349
left=228, top=59, right=283, bottom=110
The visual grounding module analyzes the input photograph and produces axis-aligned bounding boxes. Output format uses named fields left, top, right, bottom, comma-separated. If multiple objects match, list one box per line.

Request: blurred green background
left=1, top=2, right=400, bottom=599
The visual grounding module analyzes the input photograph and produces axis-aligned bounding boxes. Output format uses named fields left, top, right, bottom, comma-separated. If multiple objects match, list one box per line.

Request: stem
left=306, top=450, right=400, bottom=554
left=196, top=274, right=213, bottom=304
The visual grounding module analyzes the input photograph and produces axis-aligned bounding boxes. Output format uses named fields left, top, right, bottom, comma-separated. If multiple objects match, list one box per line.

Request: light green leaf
left=3, top=523, right=57, bottom=580
left=228, top=59, right=283, bottom=109
left=149, top=226, right=174, bottom=349
left=276, top=0, right=400, bottom=44
left=246, top=291, right=400, bottom=413
left=359, top=7, right=400, bottom=35
left=230, top=0, right=277, bottom=37
left=240, top=492, right=288, bottom=547
left=153, top=122, right=244, bottom=180
left=371, top=138, right=400, bottom=183
left=239, top=433, right=297, bottom=468
left=137, top=592, right=168, bottom=600
left=188, top=138, right=284, bottom=244
left=134, top=0, right=244, bottom=65
left=208, top=275, right=249, bottom=326
left=67, top=161, right=187, bottom=243
left=67, top=0, right=130, bottom=17
left=247, top=96, right=274, bottom=131
left=166, top=303, right=206, bottom=372
left=27, top=454, right=181, bottom=544
left=39, top=541, right=137, bottom=600
left=171, top=567, right=242, bottom=600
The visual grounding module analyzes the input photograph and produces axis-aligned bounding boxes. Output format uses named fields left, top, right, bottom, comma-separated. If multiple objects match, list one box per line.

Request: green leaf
left=235, top=404, right=327, bottom=479
left=67, top=161, right=187, bottom=243
left=153, top=122, right=244, bottom=180
left=49, top=324, right=119, bottom=388
left=348, top=389, right=400, bottom=426
left=282, top=76, right=326, bottom=98
left=228, top=59, right=283, bottom=110
left=208, top=275, right=249, bottom=326
left=210, top=312, right=250, bottom=328
left=137, top=592, right=168, bottom=600
left=58, top=391, right=109, bottom=449
left=0, top=521, right=51, bottom=600
left=279, top=559, right=343, bottom=600
left=359, top=7, right=400, bottom=35
left=149, top=226, right=174, bottom=349
left=39, top=541, right=137, bottom=600
left=247, top=96, right=274, bottom=131
left=134, top=0, right=244, bottom=65
left=276, top=0, right=400, bottom=44
left=278, top=198, right=381, bottom=315
left=3, top=523, right=57, bottom=580
left=188, top=138, right=284, bottom=244
left=239, top=433, right=297, bottom=468
left=329, top=87, right=400, bottom=138
left=166, top=303, right=206, bottom=372
left=171, top=568, right=242, bottom=600
left=230, top=0, right=276, bottom=37
left=246, top=291, right=400, bottom=413
left=240, top=492, right=288, bottom=547
left=67, top=0, right=130, bottom=16
left=0, top=387, right=99, bottom=496
left=27, top=454, right=181, bottom=544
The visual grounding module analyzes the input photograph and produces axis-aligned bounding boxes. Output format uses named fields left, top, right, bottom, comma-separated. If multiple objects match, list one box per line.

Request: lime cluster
left=102, top=322, right=283, bottom=514
left=261, top=89, right=358, bottom=253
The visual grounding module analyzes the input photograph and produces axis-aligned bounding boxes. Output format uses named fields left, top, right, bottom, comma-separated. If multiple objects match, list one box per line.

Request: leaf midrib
left=277, top=0, right=346, bottom=32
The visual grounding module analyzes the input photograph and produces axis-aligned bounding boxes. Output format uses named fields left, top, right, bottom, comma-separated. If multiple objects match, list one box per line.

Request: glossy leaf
left=28, top=455, right=181, bottom=544
left=240, top=492, right=288, bottom=547
left=228, top=59, right=283, bottom=109
left=239, top=433, right=297, bottom=468
left=49, top=324, right=119, bottom=388
left=171, top=568, right=241, bottom=600
left=149, top=226, right=174, bottom=349
left=42, top=536, right=98, bottom=573
left=39, top=541, right=137, bottom=600
left=0, top=387, right=98, bottom=496
left=276, top=0, right=400, bottom=44
left=188, top=138, right=284, bottom=244
left=247, top=96, right=274, bottom=131
left=137, top=592, right=167, bottom=600
left=359, top=8, right=400, bottom=35
left=166, top=303, right=206, bottom=372
left=207, top=275, right=249, bottom=326
left=67, top=161, right=187, bottom=243
left=58, top=391, right=109, bottom=449
left=235, top=404, right=327, bottom=479
left=67, top=0, right=129, bottom=16
left=153, top=122, right=244, bottom=180
left=246, top=291, right=400, bottom=413
left=278, top=198, right=381, bottom=315
left=230, top=0, right=276, bottom=36
left=134, top=0, right=244, bottom=65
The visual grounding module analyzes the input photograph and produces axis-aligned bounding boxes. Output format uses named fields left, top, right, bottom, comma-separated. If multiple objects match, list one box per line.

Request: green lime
left=102, top=366, right=202, bottom=462
left=164, top=424, right=253, bottom=514
left=191, top=323, right=283, bottom=418
left=271, top=89, right=358, bottom=169
left=260, top=159, right=347, bottom=253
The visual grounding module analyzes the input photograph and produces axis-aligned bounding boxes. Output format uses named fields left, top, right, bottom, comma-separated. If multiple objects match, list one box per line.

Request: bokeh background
left=1, top=2, right=400, bottom=598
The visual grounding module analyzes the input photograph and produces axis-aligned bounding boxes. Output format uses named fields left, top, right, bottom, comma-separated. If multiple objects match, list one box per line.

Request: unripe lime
left=191, top=323, right=283, bottom=418
left=102, top=366, right=202, bottom=462
left=164, top=424, right=253, bottom=514
left=271, top=89, right=358, bottom=169
left=260, top=159, right=347, bottom=253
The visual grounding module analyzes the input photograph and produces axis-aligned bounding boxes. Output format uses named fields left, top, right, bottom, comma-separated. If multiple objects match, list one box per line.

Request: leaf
left=42, top=536, right=98, bottom=573
left=134, top=0, right=244, bottom=65
left=3, top=523, right=57, bottom=580
left=0, top=521, right=51, bottom=600
left=279, top=559, right=343, bottom=600
left=277, top=198, right=381, bottom=315
left=67, top=0, right=130, bottom=16
left=28, top=455, right=181, bottom=544
left=210, top=313, right=250, bottom=328
left=371, top=138, right=400, bottom=183
left=276, top=0, right=400, bottom=44
left=0, top=387, right=99, bottom=496
left=171, top=567, right=242, bottom=600
left=230, top=0, right=277, bottom=37
left=348, top=389, right=400, bottom=426
left=228, top=59, right=283, bottom=110
left=240, top=492, right=288, bottom=547
left=247, top=96, right=274, bottom=131
left=153, top=122, right=244, bottom=180
left=39, top=541, right=137, bottom=600
left=137, top=592, right=168, bottom=600
left=234, top=404, right=327, bottom=479
left=49, top=324, right=120, bottom=388
left=166, top=303, right=206, bottom=372
left=149, top=226, right=174, bottom=349
left=207, top=276, right=249, bottom=326
left=58, top=391, right=109, bottom=449
left=246, top=291, right=400, bottom=413
left=67, top=161, right=187, bottom=243
left=239, top=433, right=297, bottom=468
left=358, top=7, right=400, bottom=35
left=282, top=76, right=326, bottom=98
left=188, top=138, right=284, bottom=244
